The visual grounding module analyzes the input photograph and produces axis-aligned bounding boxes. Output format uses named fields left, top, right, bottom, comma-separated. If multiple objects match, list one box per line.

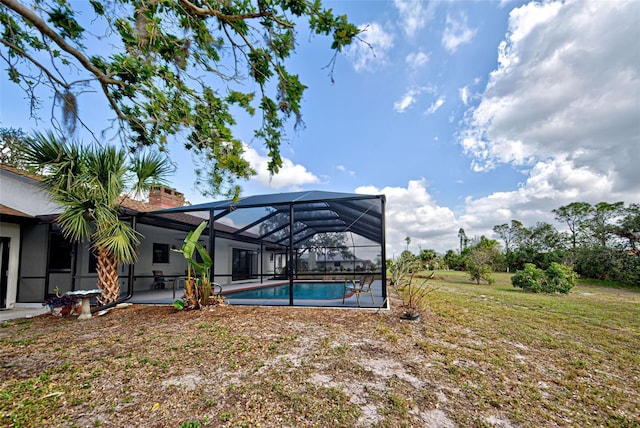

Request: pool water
left=224, top=282, right=346, bottom=300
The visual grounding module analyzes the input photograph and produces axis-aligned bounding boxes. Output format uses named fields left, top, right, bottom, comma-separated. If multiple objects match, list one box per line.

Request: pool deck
left=128, top=279, right=389, bottom=310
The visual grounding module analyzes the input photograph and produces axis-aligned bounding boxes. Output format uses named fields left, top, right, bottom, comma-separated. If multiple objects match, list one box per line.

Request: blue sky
left=1, top=0, right=639, bottom=255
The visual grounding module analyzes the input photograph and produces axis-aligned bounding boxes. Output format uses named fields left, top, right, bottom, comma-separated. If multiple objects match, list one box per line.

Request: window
left=153, top=243, right=170, bottom=264
left=48, top=232, right=72, bottom=271
left=232, top=248, right=257, bottom=281
left=88, top=250, right=98, bottom=274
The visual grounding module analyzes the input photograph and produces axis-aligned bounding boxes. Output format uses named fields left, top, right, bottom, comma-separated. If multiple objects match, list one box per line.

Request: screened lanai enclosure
left=148, top=191, right=387, bottom=308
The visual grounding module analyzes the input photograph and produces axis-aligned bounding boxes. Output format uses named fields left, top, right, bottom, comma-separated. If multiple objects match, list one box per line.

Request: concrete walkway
left=0, top=306, right=50, bottom=322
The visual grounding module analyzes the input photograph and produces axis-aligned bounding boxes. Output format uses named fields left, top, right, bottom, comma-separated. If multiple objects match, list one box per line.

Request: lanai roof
left=151, top=190, right=386, bottom=246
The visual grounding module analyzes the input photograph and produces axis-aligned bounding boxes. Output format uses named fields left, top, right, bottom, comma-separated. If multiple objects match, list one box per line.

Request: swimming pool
left=224, top=282, right=346, bottom=300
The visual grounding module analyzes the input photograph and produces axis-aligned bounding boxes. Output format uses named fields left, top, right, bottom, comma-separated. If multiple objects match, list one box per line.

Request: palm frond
left=55, top=204, right=93, bottom=242
left=22, top=131, right=65, bottom=169
left=93, top=220, right=141, bottom=264
left=23, top=132, right=86, bottom=192
left=84, top=146, right=127, bottom=205
left=90, top=205, right=121, bottom=233
left=130, top=151, right=174, bottom=197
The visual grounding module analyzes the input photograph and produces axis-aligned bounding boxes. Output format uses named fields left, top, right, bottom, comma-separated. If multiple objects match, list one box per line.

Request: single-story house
left=0, top=163, right=386, bottom=310
left=300, top=251, right=374, bottom=272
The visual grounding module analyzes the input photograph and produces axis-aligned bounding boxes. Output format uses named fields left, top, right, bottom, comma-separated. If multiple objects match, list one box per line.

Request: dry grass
left=1, top=272, right=639, bottom=427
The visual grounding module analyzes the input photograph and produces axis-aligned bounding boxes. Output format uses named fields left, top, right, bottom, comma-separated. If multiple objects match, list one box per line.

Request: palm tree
left=23, top=132, right=173, bottom=304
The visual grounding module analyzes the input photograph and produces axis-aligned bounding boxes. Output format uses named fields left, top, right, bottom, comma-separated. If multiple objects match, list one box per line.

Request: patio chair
left=343, top=274, right=375, bottom=307
left=152, top=270, right=166, bottom=289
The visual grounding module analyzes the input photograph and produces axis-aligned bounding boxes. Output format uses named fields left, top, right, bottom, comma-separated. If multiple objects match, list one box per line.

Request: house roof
left=151, top=190, right=386, bottom=246
left=0, top=204, right=33, bottom=218
left=119, top=197, right=158, bottom=213
left=0, top=163, right=41, bottom=181
left=0, top=164, right=57, bottom=220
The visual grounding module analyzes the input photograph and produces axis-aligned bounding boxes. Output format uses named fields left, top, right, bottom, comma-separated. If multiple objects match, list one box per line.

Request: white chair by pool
left=343, top=274, right=375, bottom=307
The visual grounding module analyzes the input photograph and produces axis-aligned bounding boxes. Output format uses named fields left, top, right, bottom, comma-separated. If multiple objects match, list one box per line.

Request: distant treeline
left=438, top=202, right=638, bottom=287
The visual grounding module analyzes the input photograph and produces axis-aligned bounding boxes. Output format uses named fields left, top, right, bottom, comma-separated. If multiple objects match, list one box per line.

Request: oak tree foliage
left=0, top=125, right=33, bottom=169
left=0, top=0, right=360, bottom=198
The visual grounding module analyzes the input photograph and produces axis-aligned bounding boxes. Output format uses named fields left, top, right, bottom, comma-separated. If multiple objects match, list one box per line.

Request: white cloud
left=405, top=51, right=430, bottom=69
left=442, top=13, right=477, bottom=53
left=459, top=86, right=469, bottom=105
left=393, top=85, right=436, bottom=113
left=426, top=97, right=445, bottom=114
left=458, top=155, right=637, bottom=242
left=393, top=0, right=436, bottom=38
left=345, top=22, right=394, bottom=72
left=393, top=91, right=418, bottom=113
left=352, top=159, right=639, bottom=255
left=460, top=0, right=640, bottom=196
left=356, top=179, right=459, bottom=255
left=506, top=1, right=562, bottom=45
left=337, top=164, right=355, bottom=176
left=243, top=145, right=319, bottom=190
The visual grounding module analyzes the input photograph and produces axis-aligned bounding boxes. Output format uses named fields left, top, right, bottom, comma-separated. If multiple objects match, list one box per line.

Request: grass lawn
left=1, top=271, right=638, bottom=427
left=424, top=271, right=640, bottom=427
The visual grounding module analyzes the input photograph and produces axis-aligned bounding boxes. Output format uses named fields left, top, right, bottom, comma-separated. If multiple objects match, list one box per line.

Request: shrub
left=544, top=262, right=578, bottom=293
left=388, top=255, right=439, bottom=318
left=620, top=253, right=640, bottom=288
left=511, top=264, right=545, bottom=293
left=575, top=247, right=623, bottom=281
left=512, top=262, right=577, bottom=294
left=467, top=262, right=495, bottom=285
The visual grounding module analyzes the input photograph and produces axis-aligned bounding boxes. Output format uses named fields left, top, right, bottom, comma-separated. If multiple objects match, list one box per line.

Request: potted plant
left=43, top=287, right=80, bottom=317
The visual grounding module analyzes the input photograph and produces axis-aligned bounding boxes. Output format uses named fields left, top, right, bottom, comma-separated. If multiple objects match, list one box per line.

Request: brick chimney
left=149, top=186, right=185, bottom=208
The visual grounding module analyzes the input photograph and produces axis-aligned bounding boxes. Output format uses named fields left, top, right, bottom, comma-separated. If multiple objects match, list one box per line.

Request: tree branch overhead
left=0, top=0, right=360, bottom=198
